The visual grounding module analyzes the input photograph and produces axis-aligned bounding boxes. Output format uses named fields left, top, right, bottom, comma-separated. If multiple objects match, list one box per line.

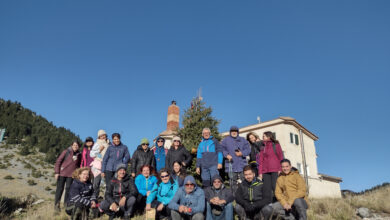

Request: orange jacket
left=275, top=170, right=308, bottom=206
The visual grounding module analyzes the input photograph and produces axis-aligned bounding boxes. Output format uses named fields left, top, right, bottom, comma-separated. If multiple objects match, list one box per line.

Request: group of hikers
left=54, top=126, right=308, bottom=220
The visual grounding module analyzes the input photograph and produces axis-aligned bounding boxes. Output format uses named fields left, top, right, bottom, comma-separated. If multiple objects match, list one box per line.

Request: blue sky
left=1, top=0, right=389, bottom=192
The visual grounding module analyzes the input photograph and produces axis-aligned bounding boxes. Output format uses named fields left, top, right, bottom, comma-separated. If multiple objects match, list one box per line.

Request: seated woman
left=66, top=167, right=97, bottom=220
left=171, top=161, right=187, bottom=187
left=100, top=164, right=137, bottom=220
left=145, top=168, right=179, bottom=219
left=135, top=165, right=158, bottom=212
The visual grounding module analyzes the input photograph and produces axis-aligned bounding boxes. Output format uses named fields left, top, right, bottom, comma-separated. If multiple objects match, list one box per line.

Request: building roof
left=319, top=173, right=343, bottom=183
left=221, top=116, right=319, bottom=141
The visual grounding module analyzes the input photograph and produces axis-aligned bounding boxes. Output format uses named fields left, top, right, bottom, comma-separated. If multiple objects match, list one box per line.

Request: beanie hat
left=85, top=137, right=94, bottom=142
left=230, top=126, right=239, bottom=132
left=97, top=129, right=107, bottom=138
left=141, top=138, right=149, bottom=145
left=116, top=163, right=127, bottom=172
left=172, top=136, right=181, bottom=142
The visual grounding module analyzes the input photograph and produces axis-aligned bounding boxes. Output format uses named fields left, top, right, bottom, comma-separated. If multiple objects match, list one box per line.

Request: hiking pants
left=100, top=196, right=136, bottom=217
left=272, top=198, right=308, bottom=220
left=262, top=172, right=279, bottom=193
left=55, top=176, right=73, bottom=206
left=171, top=210, right=204, bottom=220
left=234, top=203, right=270, bottom=220
left=201, top=165, right=219, bottom=187
left=206, top=202, right=233, bottom=220
left=93, top=174, right=101, bottom=198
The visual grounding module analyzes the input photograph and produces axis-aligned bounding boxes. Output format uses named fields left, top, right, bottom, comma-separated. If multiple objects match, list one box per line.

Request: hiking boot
left=54, top=203, right=61, bottom=213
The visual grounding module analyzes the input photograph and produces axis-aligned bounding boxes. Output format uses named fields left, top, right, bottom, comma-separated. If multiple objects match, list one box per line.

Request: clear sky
left=1, top=0, right=389, bottom=192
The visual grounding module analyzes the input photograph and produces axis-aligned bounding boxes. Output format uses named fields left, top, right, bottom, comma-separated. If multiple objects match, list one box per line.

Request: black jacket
left=166, top=145, right=192, bottom=172
left=204, top=175, right=234, bottom=205
left=249, top=141, right=263, bottom=163
left=131, top=145, right=156, bottom=174
left=235, top=178, right=272, bottom=213
left=104, top=174, right=138, bottom=205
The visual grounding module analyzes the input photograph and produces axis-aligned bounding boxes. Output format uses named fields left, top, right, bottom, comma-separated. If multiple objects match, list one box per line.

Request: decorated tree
left=177, top=97, right=221, bottom=173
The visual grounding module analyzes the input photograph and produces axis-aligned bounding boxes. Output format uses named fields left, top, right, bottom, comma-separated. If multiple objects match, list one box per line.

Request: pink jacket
left=257, top=141, right=284, bottom=174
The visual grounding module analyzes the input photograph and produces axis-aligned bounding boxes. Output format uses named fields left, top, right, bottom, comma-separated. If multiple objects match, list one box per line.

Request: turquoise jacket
left=135, top=175, right=158, bottom=196
left=146, top=178, right=178, bottom=205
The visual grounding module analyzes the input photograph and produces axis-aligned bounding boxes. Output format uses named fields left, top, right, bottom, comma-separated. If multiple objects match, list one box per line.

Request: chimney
left=167, top=100, right=180, bottom=131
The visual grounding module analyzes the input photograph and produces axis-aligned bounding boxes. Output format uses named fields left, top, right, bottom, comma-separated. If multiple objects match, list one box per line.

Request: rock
left=21, top=193, right=38, bottom=205
left=14, top=208, right=23, bottom=215
left=32, top=199, right=44, bottom=205
left=357, top=207, right=371, bottom=218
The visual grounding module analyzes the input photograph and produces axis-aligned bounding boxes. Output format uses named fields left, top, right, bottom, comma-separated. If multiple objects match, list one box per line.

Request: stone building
left=221, top=116, right=342, bottom=198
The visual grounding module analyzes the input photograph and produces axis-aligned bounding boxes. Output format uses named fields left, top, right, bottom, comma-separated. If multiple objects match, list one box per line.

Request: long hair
left=72, top=167, right=92, bottom=182
left=137, top=165, right=157, bottom=177
left=263, top=131, right=279, bottom=144
left=246, top=132, right=259, bottom=143
left=172, top=161, right=187, bottom=179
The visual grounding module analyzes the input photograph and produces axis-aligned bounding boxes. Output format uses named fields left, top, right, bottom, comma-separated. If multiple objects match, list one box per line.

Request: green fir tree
left=177, top=98, right=221, bottom=173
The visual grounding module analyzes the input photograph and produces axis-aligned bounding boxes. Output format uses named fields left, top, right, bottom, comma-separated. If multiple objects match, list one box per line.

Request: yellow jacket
left=275, top=170, right=308, bottom=206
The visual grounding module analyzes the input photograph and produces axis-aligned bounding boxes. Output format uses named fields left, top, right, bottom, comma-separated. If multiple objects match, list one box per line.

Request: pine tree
left=177, top=98, right=221, bottom=173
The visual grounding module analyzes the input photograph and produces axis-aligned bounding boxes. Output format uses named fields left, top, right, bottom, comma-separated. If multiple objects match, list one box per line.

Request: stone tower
left=159, top=101, right=180, bottom=149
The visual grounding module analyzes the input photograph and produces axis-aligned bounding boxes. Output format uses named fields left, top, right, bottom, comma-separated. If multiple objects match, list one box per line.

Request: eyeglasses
left=173, top=140, right=180, bottom=142
left=142, top=143, right=149, bottom=146
left=157, top=140, right=164, bottom=143
left=185, top=183, right=195, bottom=187
left=160, top=174, right=169, bottom=178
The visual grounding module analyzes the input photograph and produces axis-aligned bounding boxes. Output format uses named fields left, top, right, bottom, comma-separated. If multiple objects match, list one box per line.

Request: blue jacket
left=221, top=134, right=250, bottom=172
left=67, top=179, right=96, bottom=207
left=153, top=137, right=167, bottom=172
left=135, top=174, right=158, bottom=196
left=196, top=136, right=222, bottom=168
left=146, top=178, right=178, bottom=205
left=168, top=176, right=205, bottom=215
left=101, top=143, right=130, bottom=173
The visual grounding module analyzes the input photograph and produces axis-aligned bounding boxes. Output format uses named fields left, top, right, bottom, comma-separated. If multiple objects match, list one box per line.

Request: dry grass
left=345, top=185, right=390, bottom=213
left=307, top=198, right=356, bottom=220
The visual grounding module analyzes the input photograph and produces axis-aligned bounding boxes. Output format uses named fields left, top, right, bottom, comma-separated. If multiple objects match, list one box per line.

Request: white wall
left=308, top=178, right=342, bottom=198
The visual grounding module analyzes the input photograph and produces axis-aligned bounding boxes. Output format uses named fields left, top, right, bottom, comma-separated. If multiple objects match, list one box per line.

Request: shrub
left=27, top=180, right=37, bottom=186
left=31, top=170, right=43, bottom=178
left=44, top=186, right=51, bottom=191
left=4, top=175, right=14, bottom=180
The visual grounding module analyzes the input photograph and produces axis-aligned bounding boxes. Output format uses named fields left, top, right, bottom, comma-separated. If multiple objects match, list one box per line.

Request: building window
left=295, top=134, right=299, bottom=145
left=290, top=133, right=294, bottom=143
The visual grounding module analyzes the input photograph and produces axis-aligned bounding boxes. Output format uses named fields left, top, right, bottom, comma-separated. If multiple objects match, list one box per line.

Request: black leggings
left=55, top=176, right=73, bottom=206
left=263, top=172, right=279, bottom=193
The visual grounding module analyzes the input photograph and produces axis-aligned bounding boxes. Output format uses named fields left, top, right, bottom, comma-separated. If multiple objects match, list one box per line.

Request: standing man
left=153, top=136, right=167, bottom=172
left=268, top=159, right=308, bottom=220
left=131, top=138, right=156, bottom=177
left=234, top=165, right=272, bottom=220
left=220, top=126, right=250, bottom=191
left=196, top=128, right=223, bottom=187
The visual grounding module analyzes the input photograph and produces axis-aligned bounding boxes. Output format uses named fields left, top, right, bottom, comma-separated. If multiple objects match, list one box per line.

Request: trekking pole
left=228, top=161, right=233, bottom=189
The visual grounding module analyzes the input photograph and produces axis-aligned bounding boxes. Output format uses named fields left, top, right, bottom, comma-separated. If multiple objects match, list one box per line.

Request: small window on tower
left=290, top=133, right=294, bottom=143
left=295, top=134, right=299, bottom=145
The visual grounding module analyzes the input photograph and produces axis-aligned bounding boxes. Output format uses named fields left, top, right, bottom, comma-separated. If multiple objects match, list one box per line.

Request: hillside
left=0, top=99, right=81, bottom=163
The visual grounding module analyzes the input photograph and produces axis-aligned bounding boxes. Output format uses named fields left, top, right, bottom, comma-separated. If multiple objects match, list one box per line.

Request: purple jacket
left=221, top=135, right=250, bottom=172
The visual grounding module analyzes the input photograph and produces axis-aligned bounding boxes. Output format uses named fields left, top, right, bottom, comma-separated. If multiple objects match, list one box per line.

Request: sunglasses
left=173, top=140, right=180, bottom=142
left=160, top=174, right=169, bottom=178
left=157, top=140, right=164, bottom=143
left=185, top=183, right=195, bottom=187
left=142, top=143, right=149, bottom=146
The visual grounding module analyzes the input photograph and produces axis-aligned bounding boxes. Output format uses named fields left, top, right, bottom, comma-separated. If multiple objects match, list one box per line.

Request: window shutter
left=290, top=133, right=294, bottom=143
left=295, top=134, right=299, bottom=145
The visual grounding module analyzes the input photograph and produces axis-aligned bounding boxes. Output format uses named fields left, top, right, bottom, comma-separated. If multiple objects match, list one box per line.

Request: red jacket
left=55, top=147, right=81, bottom=177
left=257, top=141, right=284, bottom=174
